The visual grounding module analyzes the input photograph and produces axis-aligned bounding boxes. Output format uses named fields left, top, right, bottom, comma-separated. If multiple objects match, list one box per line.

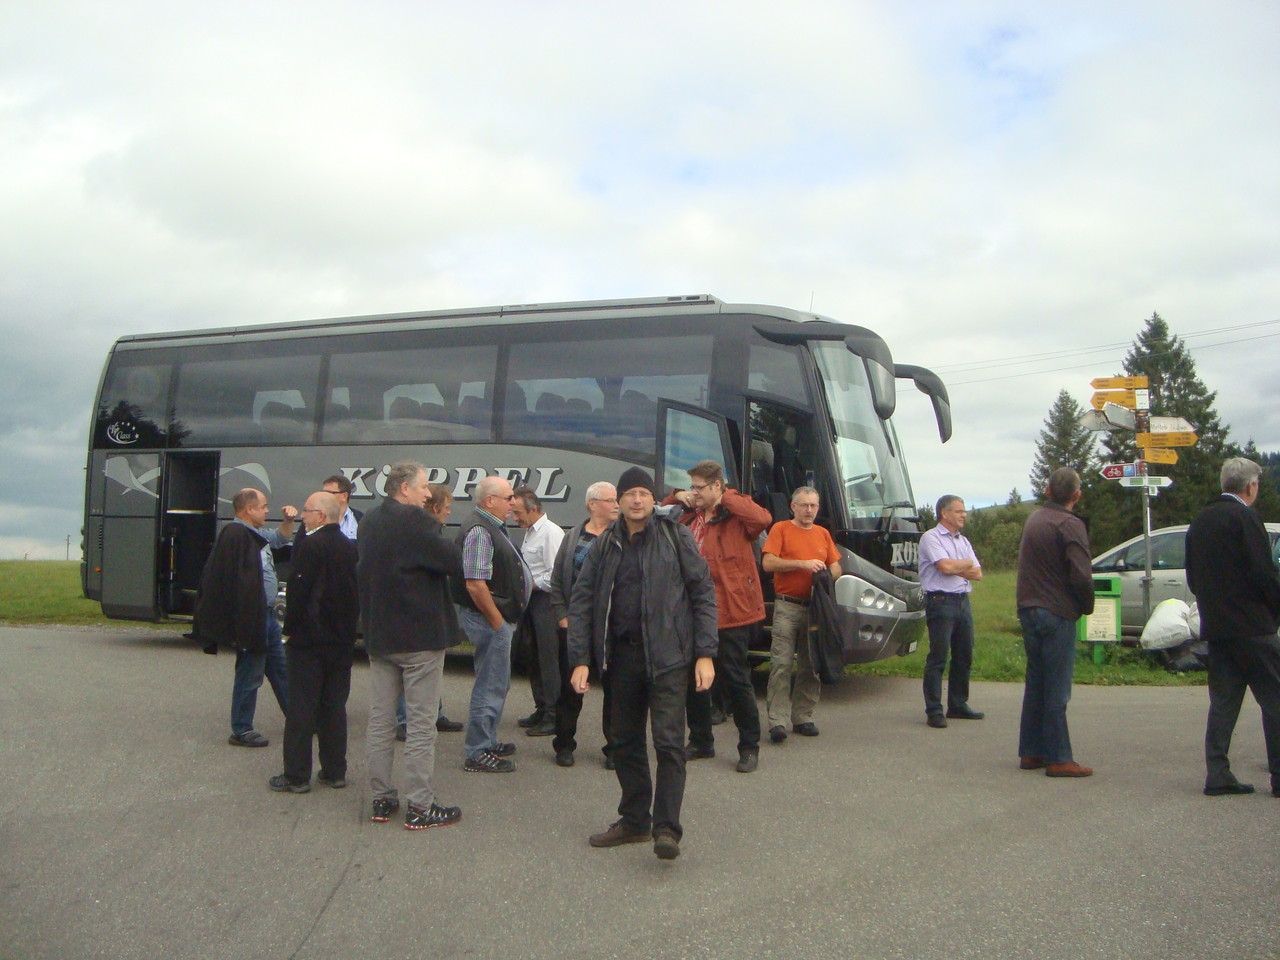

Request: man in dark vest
left=269, top=491, right=359, bottom=794
left=453, top=475, right=531, bottom=773
left=1186, top=457, right=1280, bottom=797
left=359, top=461, right=465, bottom=830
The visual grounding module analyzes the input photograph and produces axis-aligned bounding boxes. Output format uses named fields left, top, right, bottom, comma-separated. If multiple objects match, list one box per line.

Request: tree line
left=924, top=313, right=1279, bottom=569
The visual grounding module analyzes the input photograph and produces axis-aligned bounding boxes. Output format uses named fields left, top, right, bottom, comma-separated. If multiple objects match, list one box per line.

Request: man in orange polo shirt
left=762, top=486, right=842, bottom=743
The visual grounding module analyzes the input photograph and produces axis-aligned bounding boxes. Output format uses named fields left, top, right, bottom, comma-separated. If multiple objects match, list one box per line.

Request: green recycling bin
left=1078, top=574, right=1123, bottom=664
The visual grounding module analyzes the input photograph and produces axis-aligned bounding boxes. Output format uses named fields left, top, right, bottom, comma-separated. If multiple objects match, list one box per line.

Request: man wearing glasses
left=453, top=476, right=532, bottom=773
left=666, top=460, right=771, bottom=773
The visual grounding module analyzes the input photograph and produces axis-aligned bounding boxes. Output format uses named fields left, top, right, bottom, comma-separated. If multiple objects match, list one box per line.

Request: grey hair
left=585, top=481, right=616, bottom=507
left=1220, top=457, right=1262, bottom=494
left=790, top=485, right=819, bottom=503
left=385, top=461, right=425, bottom=499
left=1046, top=467, right=1080, bottom=506
left=474, top=474, right=507, bottom=501
left=311, top=491, right=342, bottom=523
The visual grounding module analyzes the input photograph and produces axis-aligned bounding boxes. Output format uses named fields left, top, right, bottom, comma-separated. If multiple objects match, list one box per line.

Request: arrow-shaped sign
left=1091, top=375, right=1149, bottom=390
left=1091, top=390, right=1137, bottom=410
left=1136, top=431, right=1197, bottom=448
left=1149, top=416, right=1194, bottom=433
left=1077, top=410, right=1114, bottom=432
left=1143, top=447, right=1178, bottom=465
left=1102, top=401, right=1136, bottom=431
left=1119, top=475, right=1173, bottom=489
left=1100, top=462, right=1144, bottom=480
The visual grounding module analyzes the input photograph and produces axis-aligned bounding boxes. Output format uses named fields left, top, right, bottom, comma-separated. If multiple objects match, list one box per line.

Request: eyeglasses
left=590, top=497, right=618, bottom=505
left=689, top=482, right=713, bottom=492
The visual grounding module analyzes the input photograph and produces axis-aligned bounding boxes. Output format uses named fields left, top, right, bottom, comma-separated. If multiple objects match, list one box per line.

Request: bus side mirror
left=895, top=363, right=952, bottom=443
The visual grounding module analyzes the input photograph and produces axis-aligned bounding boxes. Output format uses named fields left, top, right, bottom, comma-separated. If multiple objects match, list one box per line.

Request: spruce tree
left=1029, top=389, right=1096, bottom=501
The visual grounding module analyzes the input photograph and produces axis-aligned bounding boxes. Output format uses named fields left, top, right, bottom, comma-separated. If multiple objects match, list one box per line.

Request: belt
left=777, top=595, right=810, bottom=607
left=926, top=591, right=969, bottom=600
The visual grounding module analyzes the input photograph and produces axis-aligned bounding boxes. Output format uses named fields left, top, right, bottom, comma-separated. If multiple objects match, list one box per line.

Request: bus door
left=158, top=451, right=220, bottom=617
left=746, top=399, right=820, bottom=524
left=655, top=401, right=736, bottom=493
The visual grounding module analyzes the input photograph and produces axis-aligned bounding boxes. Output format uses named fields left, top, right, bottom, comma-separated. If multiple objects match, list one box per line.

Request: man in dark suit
left=269, top=492, right=359, bottom=794
left=1185, top=457, right=1280, bottom=797
left=359, top=461, right=465, bottom=830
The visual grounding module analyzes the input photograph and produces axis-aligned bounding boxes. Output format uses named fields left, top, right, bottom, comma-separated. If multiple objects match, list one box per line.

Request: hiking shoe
left=491, top=741, right=517, bottom=757
left=268, top=774, right=310, bottom=793
left=589, top=820, right=651, bottom=847
left=653, top=830, right=681, bottom=860
left=229, top=731, right=269, bottom=748
left=463, top=750, right=516, bottom=773
left=769, top=725, right=788, bottom=744
left=555, top=749, right=575, bottom=767
left=370, top=797, right=400, bottom=822
left=518, top=709, right=544, bottom=728
left=405, top=801, right=462, bottom=830
left=526, top=717, right=556, bottom=737
left=316, top=772, right=346, bottom=789
left=684, top=744, right=715, bottom=761
left=792, top=722, right=819, bottom=737
left=736, top=750, right=758, bottom=773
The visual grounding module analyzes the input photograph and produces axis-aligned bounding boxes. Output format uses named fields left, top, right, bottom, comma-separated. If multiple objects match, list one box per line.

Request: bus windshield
left=811, top=340, right=914, bottom=520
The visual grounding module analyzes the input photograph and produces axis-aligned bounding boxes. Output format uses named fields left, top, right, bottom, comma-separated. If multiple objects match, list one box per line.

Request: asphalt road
left=1, top=624, right=1277, bottom=960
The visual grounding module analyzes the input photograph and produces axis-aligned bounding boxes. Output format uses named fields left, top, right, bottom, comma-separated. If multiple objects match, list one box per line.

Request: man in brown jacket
left=666, top=460, right=771, bottom=773
left=1015, top=467, right=1095, bottom=778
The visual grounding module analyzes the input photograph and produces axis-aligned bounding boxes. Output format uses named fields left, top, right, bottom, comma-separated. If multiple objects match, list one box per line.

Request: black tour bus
left=83, top=294, right=951, bottom=664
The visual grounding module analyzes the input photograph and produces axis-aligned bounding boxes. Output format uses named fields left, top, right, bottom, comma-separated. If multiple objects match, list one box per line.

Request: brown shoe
left=1019, top=756, right=1045, bottom=770
left=589, top=820, right=651, bottom=847
left=1045, top=761, right=1093, bottom=778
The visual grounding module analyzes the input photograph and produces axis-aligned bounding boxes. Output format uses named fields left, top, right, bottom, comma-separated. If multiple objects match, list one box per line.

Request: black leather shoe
left=792, top=722, right=819, bottom=737
left=555, top=749, right=575, bottom=767
left=435, top=716, right=464, bottom=733
left=395, top=723, right=407, bottom=742
left=684, top=744, right=715, bottom=761
left=769, top=725, right=788, bottom=743
left=517, top=709, right=544, bottom=729
left=1204, top=782, right=1255, bottom=796
left=945, top=706, right=985, bottom=720
left=926, top=714, right=948, bottom=728
left=526, top=717, right=556, bottom=737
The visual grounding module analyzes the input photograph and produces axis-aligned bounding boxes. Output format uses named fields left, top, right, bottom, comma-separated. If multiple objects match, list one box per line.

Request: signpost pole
left=1140, top=483, right=1153, bottom=626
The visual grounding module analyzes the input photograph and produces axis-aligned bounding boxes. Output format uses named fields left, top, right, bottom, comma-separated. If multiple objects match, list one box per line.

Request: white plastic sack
left=1139, top=598, right=1192, bottom=650
left=1186, top=601, right=1200, bottom=641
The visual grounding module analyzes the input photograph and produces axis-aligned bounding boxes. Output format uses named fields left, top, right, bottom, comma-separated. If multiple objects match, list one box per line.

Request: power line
left=947, top=330, right=1280, bottom=386
left=932, top=317, right=1280, bottom=375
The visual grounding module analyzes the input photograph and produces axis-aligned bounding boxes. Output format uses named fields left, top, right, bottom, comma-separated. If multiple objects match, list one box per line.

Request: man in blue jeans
left=452, top=475, right=531, bottom=773
left=919, top=494, right=984, bottom=728
left=1015, top=467, right=1095, bottom=777
left=195, top=487, right=294, bottom=748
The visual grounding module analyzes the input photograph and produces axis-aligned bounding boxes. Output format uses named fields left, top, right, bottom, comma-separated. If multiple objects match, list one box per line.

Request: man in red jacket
left=666, top=460, right=771, bottom=773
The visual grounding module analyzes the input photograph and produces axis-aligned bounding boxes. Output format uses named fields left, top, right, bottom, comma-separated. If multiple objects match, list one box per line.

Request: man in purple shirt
left=919, top=495, right=984, bottom=728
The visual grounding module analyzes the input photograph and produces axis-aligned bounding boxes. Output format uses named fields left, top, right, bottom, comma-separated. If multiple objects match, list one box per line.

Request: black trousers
left=610, top=640, right=688, bottom=839
left=520, top=591, right=560, bottom=713
left=553, top=626, right=613, bottom=756
left=687, top=624, right=761, bottom=752
left=283, top=643, right=354, bottom=783
left=1204, top=634, right=1280, bottom=792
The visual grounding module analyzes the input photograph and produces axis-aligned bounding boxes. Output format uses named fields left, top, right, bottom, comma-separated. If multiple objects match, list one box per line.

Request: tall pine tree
left=1090, top=313, right=1234, bottom=546
left=1029, top=389, right=1096, bottom=501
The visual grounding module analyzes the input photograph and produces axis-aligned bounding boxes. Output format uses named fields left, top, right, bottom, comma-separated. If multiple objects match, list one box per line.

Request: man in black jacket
left=269, top=492, right=359, bottom=794
left=1186, top=457, right=1280, bottom=797
left=195, top=487, right=294, bottom=749
left=569, top=467, right=717, bottom=860
left=359, top=462, right=465, bottom=830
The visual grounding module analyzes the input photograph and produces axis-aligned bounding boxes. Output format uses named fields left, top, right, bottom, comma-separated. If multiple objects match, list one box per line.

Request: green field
left=2, top=562, right=1202, bottom=685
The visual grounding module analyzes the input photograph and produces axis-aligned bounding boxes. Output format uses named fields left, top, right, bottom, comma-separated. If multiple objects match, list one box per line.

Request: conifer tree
left=1029, top=389, right=1096, bottom=501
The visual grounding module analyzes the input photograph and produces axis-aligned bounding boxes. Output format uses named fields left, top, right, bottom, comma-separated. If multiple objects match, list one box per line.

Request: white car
left=1091, top=523, right=1280, bottom=634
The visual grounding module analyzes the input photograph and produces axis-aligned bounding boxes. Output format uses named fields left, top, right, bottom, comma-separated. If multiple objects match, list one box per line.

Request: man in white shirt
left=512, top=487, right=566, bottom=737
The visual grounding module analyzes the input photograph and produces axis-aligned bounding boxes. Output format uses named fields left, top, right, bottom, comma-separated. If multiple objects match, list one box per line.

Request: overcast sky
left=3, top=0, right=1278, bottom=560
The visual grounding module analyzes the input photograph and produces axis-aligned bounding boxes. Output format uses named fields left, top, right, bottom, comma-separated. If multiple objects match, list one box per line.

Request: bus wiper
left=877, top=501, right=918, bottom=535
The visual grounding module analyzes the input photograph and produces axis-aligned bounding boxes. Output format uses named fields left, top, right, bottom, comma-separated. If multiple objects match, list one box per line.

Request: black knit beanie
left=616, top=466, right=657, bottom=498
